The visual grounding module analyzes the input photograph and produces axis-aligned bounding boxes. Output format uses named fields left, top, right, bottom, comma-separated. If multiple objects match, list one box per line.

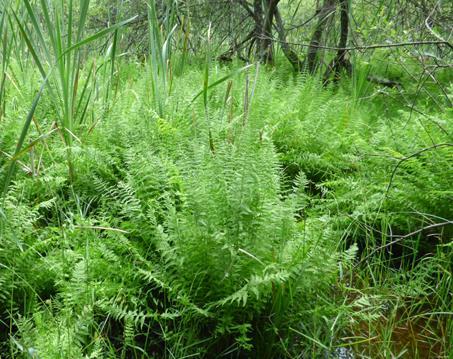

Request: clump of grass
left=147, top=0, right=178, bottom=118
left=2, top=0, right=135, bottom=191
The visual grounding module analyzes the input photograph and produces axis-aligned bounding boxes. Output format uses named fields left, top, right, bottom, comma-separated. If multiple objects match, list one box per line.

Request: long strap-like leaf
left=2, top=15, right=138, bottom=198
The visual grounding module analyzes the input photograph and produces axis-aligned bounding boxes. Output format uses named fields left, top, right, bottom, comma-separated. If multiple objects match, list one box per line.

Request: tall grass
left=2, top=0, right=135, bottom=192
left=0, top=1, right=13, bottom=121
left=147, top=0, right=178, bottom=118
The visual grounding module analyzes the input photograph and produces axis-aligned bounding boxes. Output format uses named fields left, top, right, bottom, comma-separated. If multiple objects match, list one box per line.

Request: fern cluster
left=0, top=59, right=451, bottom=358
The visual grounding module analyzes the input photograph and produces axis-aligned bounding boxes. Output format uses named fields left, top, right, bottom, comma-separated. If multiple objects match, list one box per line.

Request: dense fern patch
left=0, top=63, right=452, bottom=358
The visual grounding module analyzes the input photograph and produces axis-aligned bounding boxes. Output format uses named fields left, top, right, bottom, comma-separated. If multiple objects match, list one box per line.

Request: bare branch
left=260, top=36, right=453, bottom=52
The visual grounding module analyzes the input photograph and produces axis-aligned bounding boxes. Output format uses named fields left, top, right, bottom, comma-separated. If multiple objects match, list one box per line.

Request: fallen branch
left=359, top=221, right=452, bottom=264
left=260, top=36, right=452, bottom=52
left=367, top=75, right=402, bottom=88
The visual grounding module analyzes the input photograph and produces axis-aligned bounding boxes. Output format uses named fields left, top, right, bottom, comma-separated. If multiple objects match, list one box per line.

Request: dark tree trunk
left=324, top=0, right=351, bottom=81
left=235, top=0, right=299, bottom=67
left=337, top=0, right=349, bottom=61
left=259, top=0, right=280, bottom=63
left=306, top=0, right=336, bottom=73
left=274, top=7, right=302, bottom=71
left=253, top=0, right=264, bottom=58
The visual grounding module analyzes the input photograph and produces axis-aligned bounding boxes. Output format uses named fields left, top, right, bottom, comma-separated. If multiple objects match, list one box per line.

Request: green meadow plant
left=2, top=0, right=134, bottom=190
left=147, top=0, right=178, bottom=118
left=0, top=1, right=15, bottom=121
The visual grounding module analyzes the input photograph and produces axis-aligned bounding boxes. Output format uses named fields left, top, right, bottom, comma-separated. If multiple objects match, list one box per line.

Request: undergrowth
left=0, top=61, right=452, bottom=358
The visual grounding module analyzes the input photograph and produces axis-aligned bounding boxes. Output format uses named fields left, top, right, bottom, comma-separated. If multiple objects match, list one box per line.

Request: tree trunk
left=306, top=0, right=336, bottom=73
left=324, top=0, right=351, bottom=81
left=274, top=7, right=302, bottom=71
left=236, top=0, right=299, bottom=67
left=259, top=0, right=280, bottom=63
left=253, top=0, right=264, bottom=59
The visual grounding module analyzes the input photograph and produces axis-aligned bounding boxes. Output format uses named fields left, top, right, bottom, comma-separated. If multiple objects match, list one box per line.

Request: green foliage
left=0, top=2, right=451, bottom=357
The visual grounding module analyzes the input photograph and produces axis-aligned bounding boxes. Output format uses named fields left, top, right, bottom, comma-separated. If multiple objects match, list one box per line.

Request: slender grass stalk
left=190, top=64, right=254, bottom=105
left=203, top=22, right=212, bottom=119
left=0, top=2, right=14, bottom=121
left=147, top=0, right=178, bottom=118
left=176, top=14, right=190, bottom=76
